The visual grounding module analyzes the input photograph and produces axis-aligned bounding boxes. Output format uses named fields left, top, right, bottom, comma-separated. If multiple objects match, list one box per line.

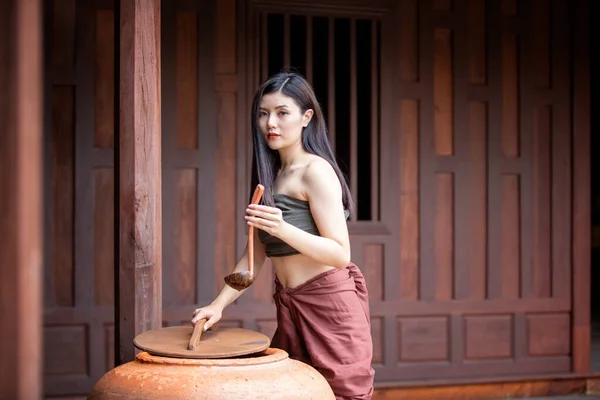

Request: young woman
left=192, top=72, right=374, bottom=400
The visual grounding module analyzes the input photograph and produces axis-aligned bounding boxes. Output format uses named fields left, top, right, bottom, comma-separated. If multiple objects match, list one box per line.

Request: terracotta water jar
left=87, top=348, right=335, bottom=399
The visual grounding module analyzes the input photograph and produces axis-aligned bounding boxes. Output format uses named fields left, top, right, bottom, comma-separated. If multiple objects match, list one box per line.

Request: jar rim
left=135, top=347, right=289, bottom=366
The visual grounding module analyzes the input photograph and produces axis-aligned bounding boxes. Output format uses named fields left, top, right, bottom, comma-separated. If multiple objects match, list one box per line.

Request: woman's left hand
left=245, top=204, right=286, bottom=238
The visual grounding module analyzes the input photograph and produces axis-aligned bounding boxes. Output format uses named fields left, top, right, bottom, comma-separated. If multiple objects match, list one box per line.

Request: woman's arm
left=193, top=204, right=268, bottom=328
left=246, top=159, right=351, bottom=269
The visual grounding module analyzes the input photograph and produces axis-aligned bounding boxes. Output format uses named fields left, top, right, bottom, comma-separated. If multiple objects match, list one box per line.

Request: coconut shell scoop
left=224, top=184, right=265, bottom=291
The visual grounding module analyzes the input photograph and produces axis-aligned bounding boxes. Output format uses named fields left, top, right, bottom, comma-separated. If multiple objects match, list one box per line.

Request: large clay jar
left=88, top=348, right=335, bottom=399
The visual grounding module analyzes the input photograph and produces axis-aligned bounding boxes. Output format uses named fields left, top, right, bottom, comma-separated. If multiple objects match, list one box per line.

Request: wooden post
left=0, top=0, right=43, bottom=397
left=117, top=0, right=162, bottom=364
left=572, top=0, right=591, bottom=373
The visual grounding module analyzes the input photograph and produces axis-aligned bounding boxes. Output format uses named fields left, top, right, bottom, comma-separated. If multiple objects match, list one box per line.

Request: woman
left=192, top=72, right=374, bottom=400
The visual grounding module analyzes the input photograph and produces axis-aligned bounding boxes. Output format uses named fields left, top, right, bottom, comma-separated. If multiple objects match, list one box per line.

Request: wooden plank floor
left=372, top=374, right=600, bottom=400
left=525, top=397, right=600, bottom=400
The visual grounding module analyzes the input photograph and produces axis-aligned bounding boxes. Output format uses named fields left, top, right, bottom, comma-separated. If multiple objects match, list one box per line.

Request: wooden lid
left=133, top=325, right=271, bottom=359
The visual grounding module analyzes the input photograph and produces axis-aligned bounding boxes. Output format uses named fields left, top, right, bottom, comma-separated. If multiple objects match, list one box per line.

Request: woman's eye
left=279, top=111, right=288, bottom=116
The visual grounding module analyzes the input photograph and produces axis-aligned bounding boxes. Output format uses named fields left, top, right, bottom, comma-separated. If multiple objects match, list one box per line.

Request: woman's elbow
left=334, top=249, right=351, bottom=269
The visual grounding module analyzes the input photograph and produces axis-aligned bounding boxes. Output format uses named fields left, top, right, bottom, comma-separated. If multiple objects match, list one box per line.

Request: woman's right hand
left=191, top=304, right=223, bottom=331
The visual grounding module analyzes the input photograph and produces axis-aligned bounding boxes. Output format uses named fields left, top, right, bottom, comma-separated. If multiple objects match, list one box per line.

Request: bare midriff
left=271, top=253, right=336, bottom=289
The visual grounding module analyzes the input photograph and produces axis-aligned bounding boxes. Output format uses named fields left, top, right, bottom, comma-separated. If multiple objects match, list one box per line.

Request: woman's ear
left=302, top=109, right=314, bottom=127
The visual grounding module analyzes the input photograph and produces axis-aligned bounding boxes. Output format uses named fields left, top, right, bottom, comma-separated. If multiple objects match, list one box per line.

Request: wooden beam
left=572, top=0, right=591, bottom=373
left=117, top=0, right=162, bottom=364
left=0, top=0, right=43, bottom=398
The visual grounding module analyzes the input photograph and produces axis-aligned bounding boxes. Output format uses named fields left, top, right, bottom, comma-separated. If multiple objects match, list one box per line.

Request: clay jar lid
left=133, top=325, right=271, bottom=359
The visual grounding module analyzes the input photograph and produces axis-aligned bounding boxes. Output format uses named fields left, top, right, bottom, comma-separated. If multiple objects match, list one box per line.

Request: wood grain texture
left=0, top=0, right=43, bottom=397
left=364, top=244, right=384, bottom=301
left=501, top=33, right=519, bottom=157
left=94, top=168, right=114, bottom=306
left=467, top=0, right=485, bottom=85
left=398, top=0, right=418, bottom=82
left=44, top=325, right=88, bottom=375
left=399, top=100, right=419, bottom=300
left=398, top=317, right=448, bottom=361
left=417, top=1, right=435, bottom=302
left=372, top=378, right=587, bottom=399
left=501, top=174, right=520, bottom=299
left=118, top=0, right=162, bottom=364
left=527, top=313, right=570, bottom=356
left=176, top=12, right=198, bottom=149
left=51, top=86, right=75, bottom=307
left=94, top=9, right=114, bottom=148
left=532, top=0, right=550, bottom=89
left=41, top=0, right=586, bottom=394
left=175, top=169, right=197, bottom=305
left=133, top=325, right=270, bottom=359
left=214, top=90, right=238, bottom=294
left=435, top=173, right=453, bottom=300
left=214, top=0, right=238, bottom=296
left=550, top=65, right=572, bottom=300
left=532, top=106, right=551, bottom=297
left=468, top=102, right=487, bottom=299
left=485, top=0, right=503, bottom=301
left=572, top=0, right=590, bottom=373
left=73, top=0, right=96, bottom=311
left=215, top=0, right=236, bottom=74
left=464, top=315, right=512, bottom=359
left=371, top=317, right=383, bottom=365
left=52, top=0, right=75, bottom=69
left=434, top=29, right=453, bottom=156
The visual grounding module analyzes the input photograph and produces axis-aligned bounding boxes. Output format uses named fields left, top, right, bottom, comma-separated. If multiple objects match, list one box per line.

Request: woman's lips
left=267, top=133, right=280, bottom=140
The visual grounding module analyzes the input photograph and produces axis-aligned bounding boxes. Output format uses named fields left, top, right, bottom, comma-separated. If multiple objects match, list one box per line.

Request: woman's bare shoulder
left=301, top=156, right=342, bottom=199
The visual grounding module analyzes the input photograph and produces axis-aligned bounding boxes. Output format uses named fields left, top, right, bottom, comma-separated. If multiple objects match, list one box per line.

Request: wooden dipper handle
left=248, top=184, right=265, bottom=276
left=188, top=318, right=207, bottom=351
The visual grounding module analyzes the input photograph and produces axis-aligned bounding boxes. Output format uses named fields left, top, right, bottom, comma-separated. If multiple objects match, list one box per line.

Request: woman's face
left=258, top=92, right=313, bottom=151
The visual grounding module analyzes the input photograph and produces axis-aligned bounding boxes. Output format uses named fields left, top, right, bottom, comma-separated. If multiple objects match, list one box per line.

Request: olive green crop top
left=258, top=194, right=349, bottom=258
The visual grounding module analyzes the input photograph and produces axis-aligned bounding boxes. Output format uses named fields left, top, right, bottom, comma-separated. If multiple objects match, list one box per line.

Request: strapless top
left=258, top=194, right=349, bottom=258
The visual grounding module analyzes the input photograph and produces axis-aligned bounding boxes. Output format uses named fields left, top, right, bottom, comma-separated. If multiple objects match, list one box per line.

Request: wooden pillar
left=117, top=0, right=162, bottom=364
left=572, top=0, right=591, bottom=373
left=0, top=0, right=43, bottom=398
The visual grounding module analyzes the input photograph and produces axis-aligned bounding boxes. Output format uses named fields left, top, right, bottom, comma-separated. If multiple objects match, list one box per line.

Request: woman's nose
left=267, top=114, right=276, bottom=128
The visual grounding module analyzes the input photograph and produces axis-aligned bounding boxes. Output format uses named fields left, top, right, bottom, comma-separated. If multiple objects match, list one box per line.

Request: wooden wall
left=244, top=0, right=578, bottom=384
left=42, top=0, right=588, bottom=397
left=43, top=0, right=278, bottom=396
left=376, top=0, right=574, bottom=382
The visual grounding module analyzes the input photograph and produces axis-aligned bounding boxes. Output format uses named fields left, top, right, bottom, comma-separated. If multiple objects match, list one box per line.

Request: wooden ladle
left=224, top=184, right=265, bottom=291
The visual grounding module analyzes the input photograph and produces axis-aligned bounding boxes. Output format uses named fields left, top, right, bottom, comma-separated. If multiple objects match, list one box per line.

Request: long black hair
left=249, top=71, right=354, bottom=216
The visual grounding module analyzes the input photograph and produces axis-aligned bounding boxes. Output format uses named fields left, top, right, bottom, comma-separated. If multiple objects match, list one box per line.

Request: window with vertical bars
left=259, top=14, right=382, bottom=222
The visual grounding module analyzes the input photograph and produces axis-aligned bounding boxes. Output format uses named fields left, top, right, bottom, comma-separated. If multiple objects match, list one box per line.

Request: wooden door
left=242, top=0, right=575, bottom=384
